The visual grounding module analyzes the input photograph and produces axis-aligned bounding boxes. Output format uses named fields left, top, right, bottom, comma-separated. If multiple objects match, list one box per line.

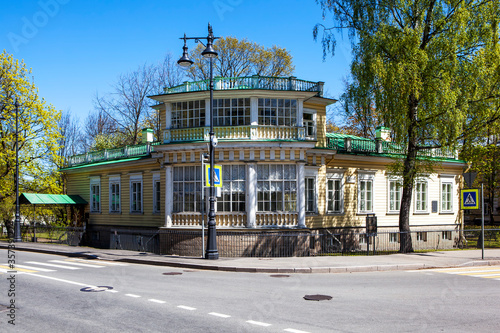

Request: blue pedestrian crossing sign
left=205, top=165, right=222, bottom=187
left=461, top=189, right=479, bottom=210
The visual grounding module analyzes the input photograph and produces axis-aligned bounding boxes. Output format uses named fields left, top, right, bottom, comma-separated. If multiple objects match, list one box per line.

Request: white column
left=165, top=103, right=172, bottom=129
left=297, top=162, right=306, bottom=228
left=297, top=99, right=304, bottom=127
left=250, top=97, right=258, bottom=125
left=165, top=165, right=173, bottom=227
left=246, top=163, right=257, bottom=228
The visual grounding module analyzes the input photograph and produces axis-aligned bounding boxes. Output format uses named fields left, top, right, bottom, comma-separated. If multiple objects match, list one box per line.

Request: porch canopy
left=19, top=193, right=87, bottom=205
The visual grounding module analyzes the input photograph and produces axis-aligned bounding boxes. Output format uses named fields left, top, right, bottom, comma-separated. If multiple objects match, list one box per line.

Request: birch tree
left=314, top=0, right=500, bottom=252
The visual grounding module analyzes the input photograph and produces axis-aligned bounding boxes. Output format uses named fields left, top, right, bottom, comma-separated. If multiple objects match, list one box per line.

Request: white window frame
left=388, top=177, right=402, bottom=213
left=173, top=166, right=203, bottom=213
left=305, top=177, right=316, bottom=214
left=326, top=171, right=344, bottom=214
left=130, top=174, right=143, bottom=214
left=90, top=177, right=100, bottom=213
left=358, top=172, right=375, bottom=214
left=303, top=109, right=317, bottom=140
left=389, top=232, right=400, bottom=243
left=109, top=175, right=121, bottom=213
left=218, top=164, right=246, bottom=212
left=442, top=231, right=452, bottom=240
left=213, top=98, right=251, bottom=126
left=153, top=172, right=161, bottom=214
left=257, top=164, right=297, bottom=212
left=440, top=176, right=454, bottom=213
left=258, top=98, right=297, bottom=126
left=414, top=178, right=429, bottom=213
left=417, top=231, right=428, bottom=242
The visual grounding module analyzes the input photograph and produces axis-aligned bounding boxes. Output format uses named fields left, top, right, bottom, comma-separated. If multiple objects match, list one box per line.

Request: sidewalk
left=2, top=241, right=500, bottom=273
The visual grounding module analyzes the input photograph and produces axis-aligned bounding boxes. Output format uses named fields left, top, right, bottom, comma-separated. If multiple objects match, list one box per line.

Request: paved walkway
left=1, top=241, right=500, bottom=273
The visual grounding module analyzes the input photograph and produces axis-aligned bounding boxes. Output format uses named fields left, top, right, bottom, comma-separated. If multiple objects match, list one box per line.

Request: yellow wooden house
left=62, top=76, right=465, bottom=256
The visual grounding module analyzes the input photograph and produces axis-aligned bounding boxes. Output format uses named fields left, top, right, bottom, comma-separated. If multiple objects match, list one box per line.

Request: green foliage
left=186, top=36, right=295, bottom=80
left=0, top=51, right=62, bottom=222
left=89, top=132, right=128, bottom=152
left=315, top=0, right=500, bottom=251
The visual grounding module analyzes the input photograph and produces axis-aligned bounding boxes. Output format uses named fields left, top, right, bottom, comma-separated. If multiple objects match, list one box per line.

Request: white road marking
left=12, top=264, right=55, bottom=272
left=125, top=294, right=142, bottom=298
left=177, top=305, right=196, bottom=311
left=105, top=289, right=118, bottom=293
left=284, top=329, right=311, bottom=333
left=49, top=260, right=104, bottom=268
left=246, top=320, right=272, bottom=327
left=24, top=272, right=98, bottom=288
left=208, top=312, right=231, bottom=318
left=0, top=267, right=21, bottom=274
left=25, top=261, right=81, bottom=270
left=149, top=299, right=166, bottom=304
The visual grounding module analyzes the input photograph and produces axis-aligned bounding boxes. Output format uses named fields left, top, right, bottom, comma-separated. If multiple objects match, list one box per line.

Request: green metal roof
left=60, top=156, right=147, bottom=171
left=326, top=132, right=371, bottom=140
left=19, top=193, right=87, bottom=205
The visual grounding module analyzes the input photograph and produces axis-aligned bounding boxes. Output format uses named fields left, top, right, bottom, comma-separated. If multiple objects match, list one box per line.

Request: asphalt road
left=1, top=250, right=499, bottom=332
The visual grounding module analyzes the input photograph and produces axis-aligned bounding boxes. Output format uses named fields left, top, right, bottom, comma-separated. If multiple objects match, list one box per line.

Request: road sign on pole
left=205, top=164, right=222, bottom=187
left=460, top=189, right=479, bottom=210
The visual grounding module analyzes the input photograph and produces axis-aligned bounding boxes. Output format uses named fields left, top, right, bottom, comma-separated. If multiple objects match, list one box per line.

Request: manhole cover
left=303, top=294, right=332, bottom=301
left=270, top=274, right=290, bottom=278
left=163, top=272, right=183, bottom=276
left=80, top=286, right=113, bottom=292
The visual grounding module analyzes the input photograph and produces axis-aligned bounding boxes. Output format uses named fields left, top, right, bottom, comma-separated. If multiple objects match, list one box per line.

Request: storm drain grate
left=270, top=274, right=290, bottom=278
left=80, top=286, right=113, bottom=292
left=303, top=294, right=332, bottom=301
left=163, top=272, right=183, bottom=276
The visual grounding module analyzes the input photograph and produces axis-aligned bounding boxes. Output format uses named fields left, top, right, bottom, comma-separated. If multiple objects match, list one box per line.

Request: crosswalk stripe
left=425, top=266, right=500, bottom=281
left=433, top=267, right=500, bottom=273
left=49, top=260, right=104, bottom=268
left=0, top=265, right=37, bottom=273
left=14, top=264, right=56, bottom=272
left=25, top=261, right=81, bottom=270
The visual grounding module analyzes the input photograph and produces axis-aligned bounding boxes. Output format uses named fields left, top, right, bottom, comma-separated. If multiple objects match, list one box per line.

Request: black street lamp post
left=14, top=100, right=21, bottom=242
left=177, top=23, right=219, bottom=260
left=0, top=100, right=22, bottom=242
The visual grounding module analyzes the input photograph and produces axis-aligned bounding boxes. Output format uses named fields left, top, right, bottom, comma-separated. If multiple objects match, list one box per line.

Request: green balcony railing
left=164, top=75, right=324, bottom=96
left=327, top=137, right=458, bottom=160
left=67, top=142, right=159, bottom=167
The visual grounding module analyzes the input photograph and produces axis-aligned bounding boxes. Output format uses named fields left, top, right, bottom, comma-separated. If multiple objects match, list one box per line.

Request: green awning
left=19, top=193, right=87, bottom=205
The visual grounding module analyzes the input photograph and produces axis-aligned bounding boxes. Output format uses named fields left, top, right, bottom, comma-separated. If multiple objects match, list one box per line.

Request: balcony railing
left=67, top=143, right=158, bottom=167
left=164, top=75, right=324, bottom=97
left=327, top=137, right=458, bottom=159
left=170, top=212, right=297, bottom=228
left=163, top=125, right=306, bottom=143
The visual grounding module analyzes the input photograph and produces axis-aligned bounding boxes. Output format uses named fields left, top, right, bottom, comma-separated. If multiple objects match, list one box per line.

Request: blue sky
left=1, top=0, right=351, bottom=124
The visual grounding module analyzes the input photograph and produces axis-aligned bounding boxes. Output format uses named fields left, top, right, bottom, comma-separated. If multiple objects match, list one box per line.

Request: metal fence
left=19, top=225, right=84, bottom=246
left=161, top=229, right=312, bottom=257
left=159, top=229, right=499, bottom=257
left=110, top=228, right=160, bottom=254
left=314, top=230, right=463, bottom=256
left=462, top=229, right=500, bottom=249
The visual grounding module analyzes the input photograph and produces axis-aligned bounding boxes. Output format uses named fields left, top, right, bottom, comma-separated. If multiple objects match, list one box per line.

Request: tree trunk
left=399, top=94, right=419, bottom=253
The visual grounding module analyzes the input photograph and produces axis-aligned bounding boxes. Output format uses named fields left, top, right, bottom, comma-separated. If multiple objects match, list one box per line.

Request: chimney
left=375, top=126, right=391, bottom=142
left=142, top=128, right=154, bottom=144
